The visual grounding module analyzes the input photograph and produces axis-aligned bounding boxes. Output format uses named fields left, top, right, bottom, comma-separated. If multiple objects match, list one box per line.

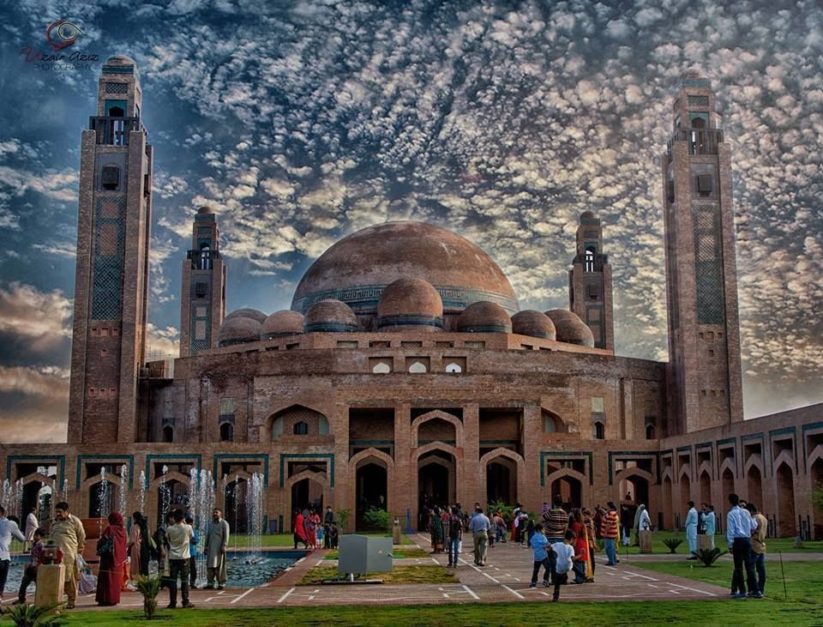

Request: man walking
left=166, top=509, right=194, bottom=609
left=50, top=502, right=86, bottom=609
left=748, top=503, right=767, bottom=597
left=0, top=506, right=25, bottom=602
left=468, top=506, right=490, bottom=566
left=685, top=501, right=698, bottom=558
left=542, top=495, right=568, bottom=583
left=204, top=508, right=230, bottom=589
left=600, top=502, right=620, bottom=566
left=528, top=523, right=551, bottom=588
left=184, top=513, right=200, bottom=589
left=323, top=506, right=335, bottom=549
left=727, top=493, right=759, bottom=599
left=446, top=506, right=462, bottom=568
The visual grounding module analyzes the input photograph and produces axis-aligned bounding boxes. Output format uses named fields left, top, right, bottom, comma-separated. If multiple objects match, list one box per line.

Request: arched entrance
left=550, top=475, right=582, bottom=510
left=291, top=477, right=324, bottom=514
left=156, top=478, right=190, bottom=527
left=225, top=477, right=249, bottom=533
left=699, top=471, right=711, bottom=505
left=356, top=462, right=387, bottom=531
left=486, top=458, right=516, bottom=505
left=721, top=468, right=735, bottom=500
left=811, top=458, right=823, bottom=539
left=418, top=450, right=456, bottom=528
left=679, top=475, right=691, bottom=526
left=662, top=475, right=673, bottom=530
left=776, top=463, right=796, bottom=537
left=22, top=480, right=53, bottom=523
left=618, top=474, right=650, bottom=508
left=746, top=465, right=764, bottom=510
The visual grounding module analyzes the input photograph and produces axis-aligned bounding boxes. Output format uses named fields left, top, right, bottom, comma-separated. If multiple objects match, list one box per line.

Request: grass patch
left=613, top=533, right=823, bottom=555
left=55, top=599, right=823, bottom=626
left=297, top=564, right=457, bottom=585
left=634, top=559, right=823, bottom=602
left=323, top=547, right=430, bottom=560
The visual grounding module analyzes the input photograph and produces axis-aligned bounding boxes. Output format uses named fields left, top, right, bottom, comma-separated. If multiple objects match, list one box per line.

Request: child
left=528, top=523, right=550, bottom=588
left=549, top=530, right=576, bottom=602
left=15, top=528, right=45, bottom=604
left=329, top=522, right=339, bottom=549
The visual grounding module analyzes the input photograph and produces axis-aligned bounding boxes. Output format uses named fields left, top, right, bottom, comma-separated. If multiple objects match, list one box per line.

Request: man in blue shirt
left=726, top=493, right=760, bottom=599
left=528, top=523, right=550, bottom=587
left=468, top=507, right=490, bottom=566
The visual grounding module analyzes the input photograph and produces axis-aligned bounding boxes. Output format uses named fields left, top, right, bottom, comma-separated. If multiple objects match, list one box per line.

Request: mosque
left=1, top=57, right=820, bottom=538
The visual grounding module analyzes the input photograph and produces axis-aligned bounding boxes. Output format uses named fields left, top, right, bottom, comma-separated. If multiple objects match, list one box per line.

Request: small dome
left=377, top=278, right=443, bottom=331
left=197, top=205, right=215, bottom=215
left=544, top=309, right=594, bottom=347
left=105, top=55, right=136, bottom=66
left=225, top=308, right=266, bottom=324
left=304, top=299, right=359, bottom=333
left=261, top=310, right=304, bottom=339
left=457, top=301, right=512, bottom=333
left=511, top=310, right=556, bottom=340
left=218, top=317, right=261, bottom=347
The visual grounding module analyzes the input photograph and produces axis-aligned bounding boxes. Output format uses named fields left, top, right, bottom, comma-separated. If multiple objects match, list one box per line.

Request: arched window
left=445, top=362, right=462, bottom=374
left=293, top=421, right=309, bottom=435
left=645, top=423, right=656, bottom=440
left=408, top=360, right=427, bottom=373
left=372, top=361, right=391, bottom=374
left=584, top=247, right=595, bottom=272
left=162, top=425, right=174, bottom=442
left=220, top=422, right=234, bottom=442
left=199, top=245, right=212, bottom=270
left=593, top=421, right=605, bottom=440
left=543, top=415, right=557, bottom=433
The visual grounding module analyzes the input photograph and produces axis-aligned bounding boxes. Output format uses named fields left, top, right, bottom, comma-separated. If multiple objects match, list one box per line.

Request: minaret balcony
left=667, top=128, right=724, bottom=158
left=89, top=116, right=143, bottom=145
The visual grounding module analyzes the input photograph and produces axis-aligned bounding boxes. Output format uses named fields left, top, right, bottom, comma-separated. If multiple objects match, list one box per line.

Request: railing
left=89, top=116, right=142, bottom=145
left=187, top=248, right=221, bottom=270
left=667, top=128, right=723, bottom=157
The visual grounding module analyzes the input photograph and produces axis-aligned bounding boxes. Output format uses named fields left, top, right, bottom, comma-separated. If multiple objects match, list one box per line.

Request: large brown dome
left=291, top=222, right=518, bottom=316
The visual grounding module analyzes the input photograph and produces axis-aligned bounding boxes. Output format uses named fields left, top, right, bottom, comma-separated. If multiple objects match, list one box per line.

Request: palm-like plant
left=662, top=537, right=683, bottom=554
left=0, top=602, right=63, bottom=627
left=135, top=575, right=162, bottom=620
left=692, top=547, right=728, bottom=566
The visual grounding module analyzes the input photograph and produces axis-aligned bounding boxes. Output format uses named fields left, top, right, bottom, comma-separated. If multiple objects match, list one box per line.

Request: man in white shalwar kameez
left=685, top=501, right=698, bottom=558
left=204, top=508, right=230, bottom=589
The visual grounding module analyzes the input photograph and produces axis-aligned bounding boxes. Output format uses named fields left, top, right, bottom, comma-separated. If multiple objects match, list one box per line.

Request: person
left=569, top=510, right=590, bottom=583
left=156, top=511, right=175, bottom=590
left=430, top=506, right=444, bottom=553
left=549, top=530, right=576, bottom=602
left=528, top=523, right=551, bottom=588
left=446, top=506, right=462, bottom=568
left=15, top=527, right=45, bottom=604
left=748, top=503, right=767, bottom=597
left=204, top=508, right=230, bottom=590
left=323, top=506, right=335, bottom=549
left=308, top=509, right=321, bottom=549
left=24, top=510, right=38, bottom=551
left=128, top=512, right=146, bottom=579
left=329, top=522, right=339, bottom=549
left=293, top=510, right=308, bottom=549
left=727, top=493, right=759, bottom=599
left=543, top=495, right=568, bottom=544
left=685, top=501, right=698, bottom=558
left=50, top=501, right=86, bottom=609
left=493, top=511, right=506, bottom=543
left=582, top=508, right=597, bottom=577
left=600, top=502, right=620, bottom=566
left=185, top=513, right=200, bottom=589
left=704, top=504, right=717, bottom=550
left=593, top=505, right=603, bottom=541
left=620, top=494, right=633, bottom=547
left=96, top=512, right=128, bottom=606
left=468, top=506, right=490, bottom=566
left=165, top=509, right=194, bottom=609
left=0, top=505, right=26, bottom=602
left=638, top=504, right=651, bottom=532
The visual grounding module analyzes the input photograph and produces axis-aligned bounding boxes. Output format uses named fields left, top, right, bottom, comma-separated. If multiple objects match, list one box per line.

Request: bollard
left=392, top=518, right=401, bottom=545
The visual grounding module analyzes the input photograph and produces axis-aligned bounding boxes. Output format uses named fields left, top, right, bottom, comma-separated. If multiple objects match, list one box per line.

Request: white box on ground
left=337, top=534, right=393, bottom=576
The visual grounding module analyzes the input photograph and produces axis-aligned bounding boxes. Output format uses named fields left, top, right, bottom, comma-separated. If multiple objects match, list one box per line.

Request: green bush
left=135, top=575, right=162, bottom=620
left=0, top=602, right=63, bottom=626
left=487, top=501, right=515, bottom=522
left=362, top=506, right=391, bottom=532
left=693, top=547, right=728, bottom=566
left=663, top=537, right=683, bottom=554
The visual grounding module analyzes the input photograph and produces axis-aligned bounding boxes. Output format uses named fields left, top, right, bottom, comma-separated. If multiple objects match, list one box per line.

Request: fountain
left=98, top=467, right=110, bottom=519
left=118, top=464, right=128, bottom=515
left=159, top=465, right=170, bottom=524
left=138, top=470, right=146, bottom=515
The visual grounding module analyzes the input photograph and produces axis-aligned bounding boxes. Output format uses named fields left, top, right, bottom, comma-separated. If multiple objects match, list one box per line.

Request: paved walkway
left=16, top=535, right=820, bottom=610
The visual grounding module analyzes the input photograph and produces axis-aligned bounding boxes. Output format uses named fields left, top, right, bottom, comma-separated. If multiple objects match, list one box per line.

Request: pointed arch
left=411, top=410, right=464, bottom=448
left=348, top=448, right=396, bottom=527
left=149, top=470, right=191, bottom=489
left=720, top=457, right=737, bottom=479
left=544, top=467, right=587, bottom=509
left=265, top=402, right=332, bottom=441
left=480, top=448, right=526, bottom=507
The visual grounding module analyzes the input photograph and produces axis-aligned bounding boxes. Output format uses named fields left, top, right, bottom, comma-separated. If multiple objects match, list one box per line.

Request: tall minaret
left=662, top=71, right=743, bottom=434
left=68, top=55, right=153, bottom=444
left=179, top=206, right=226, bottom=356
left=569, top=211, right=614, bottom=351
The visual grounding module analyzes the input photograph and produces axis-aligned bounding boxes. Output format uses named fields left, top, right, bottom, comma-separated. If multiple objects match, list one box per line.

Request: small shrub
left=663, top=537, right=683, bottom=554
left=362, top=507, right=391, bottom=532
left=135, top=575, right=162, bottom=620
left=693, top=547, right=728, bottom=566
left=0, top=603, right=63, bottom=626
left=337, top=508, right=351, bottom=533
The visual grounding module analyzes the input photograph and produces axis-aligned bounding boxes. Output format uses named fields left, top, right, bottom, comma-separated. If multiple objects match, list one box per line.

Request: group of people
left=725, top=494, right=768, bottom=598
left=0, top=501, right=232, bottom=610
left=292, top=506, right=339, bottom=550
left=684, top=501, right=718, bottom=554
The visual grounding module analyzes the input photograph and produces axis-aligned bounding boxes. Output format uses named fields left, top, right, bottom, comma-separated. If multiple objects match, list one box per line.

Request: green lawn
left=41, top=598, right=823, bottom=626
left=298, top=564, right=458, bottom=585
left=634, top=559, right=823, bottom=603
left=227, top=532, right=417, bottom=549
left=614, top=532, right=823, bottom=555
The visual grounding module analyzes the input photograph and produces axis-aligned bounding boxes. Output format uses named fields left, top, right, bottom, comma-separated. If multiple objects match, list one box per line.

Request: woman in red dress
left=96, top=512, right=128, bottom=606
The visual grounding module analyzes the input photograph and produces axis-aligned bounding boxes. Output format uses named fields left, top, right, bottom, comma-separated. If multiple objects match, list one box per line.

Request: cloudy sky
left=0, top=0, right=820, bottom=442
